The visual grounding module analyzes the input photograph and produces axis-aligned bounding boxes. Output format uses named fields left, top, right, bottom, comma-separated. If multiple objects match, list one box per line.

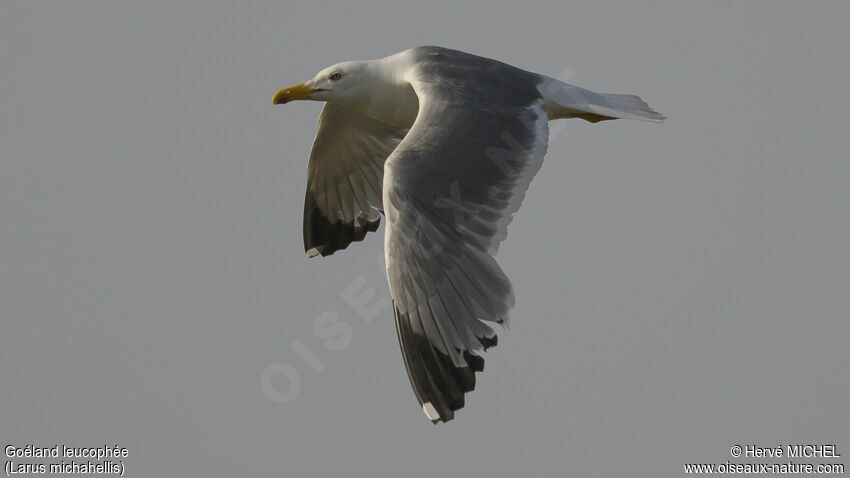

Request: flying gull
left=272, top=46, right=663, bottom=423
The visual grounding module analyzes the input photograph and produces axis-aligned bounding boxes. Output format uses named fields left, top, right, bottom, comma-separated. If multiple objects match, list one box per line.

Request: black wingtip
left=303, top=189, right=381, bottom=258
left=393, top=302, right=495, bottom=423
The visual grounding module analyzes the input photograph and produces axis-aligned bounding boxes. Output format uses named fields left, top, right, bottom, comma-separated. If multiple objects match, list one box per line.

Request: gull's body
left=273, top=46, right=663, bottom=423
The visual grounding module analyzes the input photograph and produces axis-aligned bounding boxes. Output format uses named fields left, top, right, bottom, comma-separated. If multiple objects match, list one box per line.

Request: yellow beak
left=272, top=83, right=323, bottom=105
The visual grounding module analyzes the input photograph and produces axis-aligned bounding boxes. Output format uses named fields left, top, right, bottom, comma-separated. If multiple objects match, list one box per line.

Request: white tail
left=539, top=78, right=665, bottom=123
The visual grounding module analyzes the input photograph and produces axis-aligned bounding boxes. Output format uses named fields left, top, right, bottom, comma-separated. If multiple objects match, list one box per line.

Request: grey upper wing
left=384, top=53, right=549, bottom=422
left=303, top=103, right=408, bottom=257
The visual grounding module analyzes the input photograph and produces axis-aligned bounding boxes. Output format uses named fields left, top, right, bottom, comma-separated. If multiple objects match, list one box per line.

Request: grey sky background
left=2, top=1, right=848, bottom=477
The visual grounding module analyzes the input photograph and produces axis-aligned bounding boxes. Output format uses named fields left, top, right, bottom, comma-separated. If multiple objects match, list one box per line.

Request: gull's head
left=272, top=61, right=375, bottom=106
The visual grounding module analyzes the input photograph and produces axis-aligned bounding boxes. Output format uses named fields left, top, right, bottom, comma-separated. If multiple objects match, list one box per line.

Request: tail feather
left=586, top=93, right=666, bottom=122
left=540, top=78, right=665, bottom=123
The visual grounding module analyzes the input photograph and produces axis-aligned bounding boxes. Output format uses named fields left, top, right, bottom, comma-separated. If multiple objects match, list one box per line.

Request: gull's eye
left=328, top=72, right=342, bottom=81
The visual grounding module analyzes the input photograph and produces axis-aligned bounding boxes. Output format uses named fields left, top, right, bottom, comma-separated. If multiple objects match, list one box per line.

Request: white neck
left=336, top=57, right=419, bottom=129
